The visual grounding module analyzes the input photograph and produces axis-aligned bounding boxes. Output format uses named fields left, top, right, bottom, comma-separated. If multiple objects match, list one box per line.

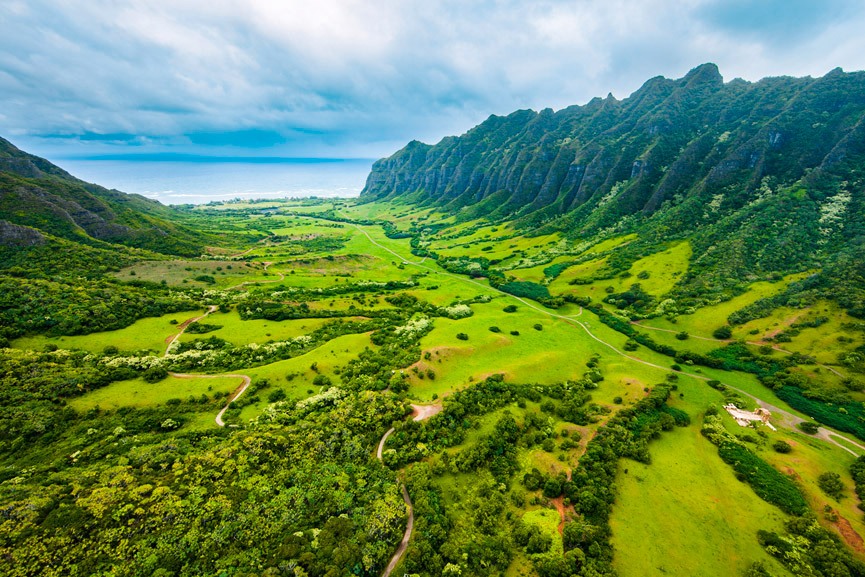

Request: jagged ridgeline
left=0, top=137, right=208, bottom=262
left=362, top=63, right=865, bottom=314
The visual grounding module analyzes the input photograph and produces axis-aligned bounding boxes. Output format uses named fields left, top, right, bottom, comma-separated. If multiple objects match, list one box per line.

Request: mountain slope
left=0, top=137, right=207, bottom=257
left=362, top=64, right=865, bottom=315
left=362, top=64, right=865, bottom=229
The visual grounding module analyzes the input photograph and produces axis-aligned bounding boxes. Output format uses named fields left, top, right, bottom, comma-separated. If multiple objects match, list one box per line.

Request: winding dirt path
left=168, top=373, right=253, bottom=426
left=163, top=306, right=254, bottom=427
left=350, top=223, right=865, bottom=456
left=227, top=261, right=286, bottom=290
left=164, top=305, right=218, bottom=355
left=377, top=403, right=442, bottom=577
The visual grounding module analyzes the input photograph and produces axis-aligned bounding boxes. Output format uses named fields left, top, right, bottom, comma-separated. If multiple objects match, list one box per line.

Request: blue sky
left=2, top=0, right=864, bottom=161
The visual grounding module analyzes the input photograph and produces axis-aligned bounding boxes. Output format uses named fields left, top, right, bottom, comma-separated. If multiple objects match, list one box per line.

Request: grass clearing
left=68, top=375, right=242, bottom=411
left=610, top=422, right=789, bottom=577
left=13, top=311, right=205, bottom=354
left=178, top=310, right=332, bottom=347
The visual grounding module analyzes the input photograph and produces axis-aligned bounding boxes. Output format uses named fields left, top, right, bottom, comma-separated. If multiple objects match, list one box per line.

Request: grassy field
left=68, top=374, right=243, bottom=411
left=177, top=310, right=332, bottom=347
left=113, top=260, right=273, bottom=289
left=12, top=310, right=205, bottom=354
left=610, top=422, right=790, bottom=577
left=234, top=332, right=375, bottom=422
left=638, top=272, right=814, bottom=338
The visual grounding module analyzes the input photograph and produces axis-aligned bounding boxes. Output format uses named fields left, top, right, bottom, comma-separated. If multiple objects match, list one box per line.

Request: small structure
left=724, top=404, right=777, bottom=431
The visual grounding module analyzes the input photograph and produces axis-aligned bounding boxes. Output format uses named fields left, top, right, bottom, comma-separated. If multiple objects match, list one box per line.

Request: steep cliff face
left=362, top=64, right=865, bottom=233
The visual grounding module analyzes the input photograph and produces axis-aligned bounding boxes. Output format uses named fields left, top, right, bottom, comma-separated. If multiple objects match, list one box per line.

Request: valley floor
left=3, top=197, right=865, bottom=577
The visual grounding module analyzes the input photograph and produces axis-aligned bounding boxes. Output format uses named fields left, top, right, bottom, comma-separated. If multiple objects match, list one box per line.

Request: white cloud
left=1, top=0, right=864, bottom=159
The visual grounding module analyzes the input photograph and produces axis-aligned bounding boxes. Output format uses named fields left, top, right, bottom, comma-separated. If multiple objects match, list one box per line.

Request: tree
left=772, top=440, right=792, bottom=453
left=798, top=421, right=819, bottom=434
left=713, top=326, right=732, bottom=339
left=818, top=472, right=845, bottom=500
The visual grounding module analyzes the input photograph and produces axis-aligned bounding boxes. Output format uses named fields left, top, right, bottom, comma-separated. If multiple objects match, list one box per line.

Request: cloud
left=1, top=0, right=865, bottom=159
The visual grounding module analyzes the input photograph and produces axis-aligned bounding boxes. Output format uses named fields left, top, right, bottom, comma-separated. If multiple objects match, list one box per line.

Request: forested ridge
left=363, top=64, right=865, bottom=315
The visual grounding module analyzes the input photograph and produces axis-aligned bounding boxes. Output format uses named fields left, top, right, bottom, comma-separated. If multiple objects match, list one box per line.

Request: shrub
left=772, top=440, right=792, bottom=453
left=675, top=331, right=689, bottom=340
left=798, top=421, right=819, bottom=434
left=510, top=330, right=520, bottom=336
left=456, top=333, right=469, bottom=341
left=267, top=389, right=287, bottom=403
left=533, top=323, right=543, bottom=331
left=313, top=374, right=333, bottom=387
left=503, top=305, right=518, bottom=313
left=489, top=326, right=501, bottom=333
left=143, top=366, right=169, bottom=383
left=818, top=472, right=845, bottom=500
left=713, top=326, right=733, bottom=339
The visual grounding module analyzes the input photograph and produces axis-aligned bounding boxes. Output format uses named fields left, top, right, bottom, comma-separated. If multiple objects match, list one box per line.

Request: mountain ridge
left=362, top=64, right=865, bottom=317
left=362, top=64, right=865, bottom=225
left=0, top=136, right=208, bottom=259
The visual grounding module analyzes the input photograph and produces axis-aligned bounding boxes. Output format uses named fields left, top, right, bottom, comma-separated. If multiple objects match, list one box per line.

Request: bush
left=313, top=374, right=333, bottom=387
left=713, top=326, right=733, bottom=339
left=675, top=331, right=689, bottom=340
left=267, top=389, right=287, bottom=403
left=510, top=330, right=520, bottom=336
left=143, top=366, right=169, bottom=383
left=503, top=305, right=518, bottom=313
left=818, top=472, right=845, bottom=500
left=533, top=323, right=543, bottom=331
left=489, top=326, right=501, bottom=333
left=542, top=478, right=562, bottom=498
left=772, top=440, right=792, bottom=453
left=456, top=332, right=469, bottom=341
left=798, top=421, right=819, bottom=434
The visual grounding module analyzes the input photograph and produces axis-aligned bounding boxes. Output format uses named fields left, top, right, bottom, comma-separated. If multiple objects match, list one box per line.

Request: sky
left=2, top=0, right=865, bottom=162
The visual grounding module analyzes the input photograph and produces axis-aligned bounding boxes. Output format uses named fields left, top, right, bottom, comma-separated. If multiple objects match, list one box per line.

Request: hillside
left=0, top=137, right=208, bottom=258
left=362, top=63, right=865, bottom=318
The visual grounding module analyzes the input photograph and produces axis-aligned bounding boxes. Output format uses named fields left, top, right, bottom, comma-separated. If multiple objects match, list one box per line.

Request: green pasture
left=755, top=300, right=860, bottom=366
left=12, top=311, right=204, bottom=354
left=233, top=332, right=375, bottom=422
left=177, top=310, right=332, bottom=347
left=68, top=374, right=242, bottom=412
left=761, top=426, right=865, bottom=541
left=113, top=260, right=271, bottom=289
left=610, top=422, right=790, bottom=577
left=432, top=232, right=560, bottom=261
left=639, top=271, right=813, bottom=338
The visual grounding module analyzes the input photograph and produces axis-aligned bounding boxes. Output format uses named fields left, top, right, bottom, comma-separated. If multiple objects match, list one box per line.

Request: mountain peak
left=682, top=63, right=723, bottom=87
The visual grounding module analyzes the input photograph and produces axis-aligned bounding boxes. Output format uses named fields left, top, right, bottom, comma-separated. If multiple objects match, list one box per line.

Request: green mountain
left=362, top=63, right=865, bottom=317
left=0, top=136, right=207, bottom=259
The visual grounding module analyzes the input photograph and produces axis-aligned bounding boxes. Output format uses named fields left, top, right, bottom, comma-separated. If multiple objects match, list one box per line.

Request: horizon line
left=60, top=153, right=378, bottom=164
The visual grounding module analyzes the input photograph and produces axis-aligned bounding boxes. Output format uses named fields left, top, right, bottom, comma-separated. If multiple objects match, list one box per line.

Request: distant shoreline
left=60, top=153, right=375, bottom=164
left=55, top=157, right=371, bottom=205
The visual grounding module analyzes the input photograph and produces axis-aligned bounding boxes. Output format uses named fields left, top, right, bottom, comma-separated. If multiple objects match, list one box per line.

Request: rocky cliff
left=362, top=64, right=865, bottom=235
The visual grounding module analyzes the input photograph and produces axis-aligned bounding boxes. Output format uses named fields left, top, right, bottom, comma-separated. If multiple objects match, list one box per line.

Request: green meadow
left=12, top=310, right=205, bottom=354
left=68, top=374, right=242, bottom=411
left=12, top=197, right=865, bottom=577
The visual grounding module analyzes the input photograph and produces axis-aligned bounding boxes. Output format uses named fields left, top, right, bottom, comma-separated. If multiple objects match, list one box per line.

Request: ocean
left=55, top=158, right=374, bottom=205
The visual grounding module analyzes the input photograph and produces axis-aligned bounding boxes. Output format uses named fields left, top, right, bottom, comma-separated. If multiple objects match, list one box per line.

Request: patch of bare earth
left=832, top=511, right=865, bottom=553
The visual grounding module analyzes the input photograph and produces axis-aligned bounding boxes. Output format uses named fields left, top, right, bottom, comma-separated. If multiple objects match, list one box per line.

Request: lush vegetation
left=4, top=126, right=865, bottom=577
